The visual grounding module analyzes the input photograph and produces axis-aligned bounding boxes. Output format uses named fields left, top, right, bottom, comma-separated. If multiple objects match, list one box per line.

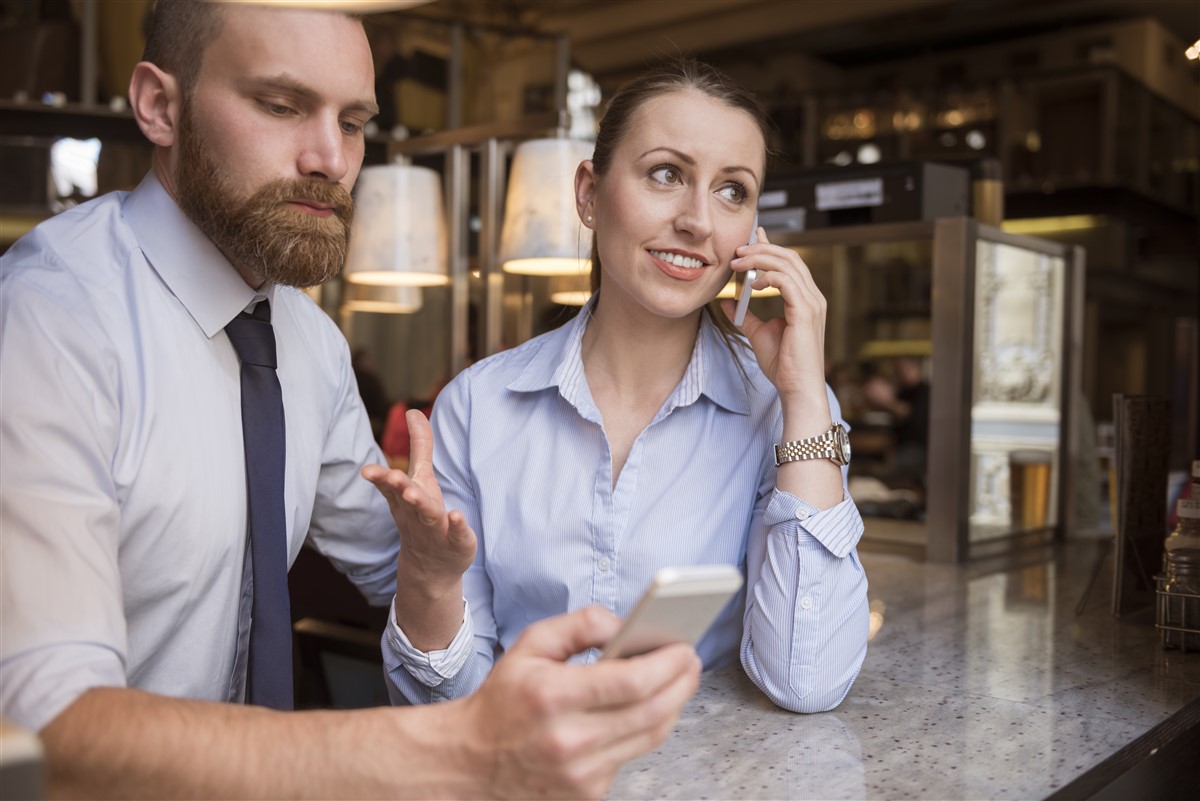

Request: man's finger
left=508, top=606, right=623, bottom=663
left=580, top=643, right=699, bottom=710
left=511, top=612, right=700, bottom=711
left=545, top=664, right=699, bottom=778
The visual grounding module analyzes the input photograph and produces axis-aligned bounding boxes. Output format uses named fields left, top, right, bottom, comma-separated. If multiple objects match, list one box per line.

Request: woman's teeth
left=650, top=250, right=705, bottom=269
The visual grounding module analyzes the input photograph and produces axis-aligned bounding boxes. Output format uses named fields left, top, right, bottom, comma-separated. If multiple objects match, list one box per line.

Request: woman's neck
left=581, top=295, right=705, bottom=485
left=581, top=295, right=703, bottom=405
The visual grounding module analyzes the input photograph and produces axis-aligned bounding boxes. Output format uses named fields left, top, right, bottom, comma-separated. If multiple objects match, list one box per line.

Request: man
left=0, top=2, right=699, bottom=798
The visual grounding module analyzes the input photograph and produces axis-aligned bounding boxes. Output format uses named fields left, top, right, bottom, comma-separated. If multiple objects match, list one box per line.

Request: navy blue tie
left=225, top=300, right=293, bottom=710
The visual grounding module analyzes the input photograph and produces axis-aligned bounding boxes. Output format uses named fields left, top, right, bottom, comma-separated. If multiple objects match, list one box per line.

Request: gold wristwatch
left=774, top=423, right=851, bottom=467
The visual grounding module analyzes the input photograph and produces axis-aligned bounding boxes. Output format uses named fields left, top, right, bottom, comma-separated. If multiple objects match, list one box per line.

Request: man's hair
left=141, top=0, right=226, bottom=97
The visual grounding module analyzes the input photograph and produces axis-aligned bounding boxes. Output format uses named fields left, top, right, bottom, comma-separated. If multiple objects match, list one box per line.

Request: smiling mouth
left=648, top=249, right=706, bottom=269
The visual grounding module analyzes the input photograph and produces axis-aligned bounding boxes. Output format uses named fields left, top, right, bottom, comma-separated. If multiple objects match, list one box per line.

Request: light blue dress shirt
left=0, top=172, right=399, bottom=731
left=384, top=300, right=869, bottom=713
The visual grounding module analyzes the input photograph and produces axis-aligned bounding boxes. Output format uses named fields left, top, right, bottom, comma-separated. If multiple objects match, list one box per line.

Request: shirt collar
left=122, top=170, right=272, bottom=338
left=507, top=294, right=750, bottom=416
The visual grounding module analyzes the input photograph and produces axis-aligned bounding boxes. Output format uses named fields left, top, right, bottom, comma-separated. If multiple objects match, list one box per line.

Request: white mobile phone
left=600, top=564, right=743, bottom=659
left=733, top=215, right=759, bottom=328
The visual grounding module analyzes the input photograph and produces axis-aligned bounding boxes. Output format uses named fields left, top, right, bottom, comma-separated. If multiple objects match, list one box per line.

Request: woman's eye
left=650, top=166, right=681, bottom=185
left=719, top=183, right=748, bottom=203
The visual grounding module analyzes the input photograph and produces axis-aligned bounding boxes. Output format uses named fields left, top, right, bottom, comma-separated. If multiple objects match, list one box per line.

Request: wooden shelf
left=0, top=100, right=141, bottom=141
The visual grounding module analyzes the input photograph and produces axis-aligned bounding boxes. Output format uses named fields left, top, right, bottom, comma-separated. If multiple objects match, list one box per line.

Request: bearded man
left=0, top=2, right=698, bottom=798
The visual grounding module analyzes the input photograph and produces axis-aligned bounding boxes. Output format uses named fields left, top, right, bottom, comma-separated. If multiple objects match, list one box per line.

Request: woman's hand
left=724, top=227, right=844, bottom=510
left=723, top=227, right=829, bottom=408
left=362, top=409, right=476, bottom=649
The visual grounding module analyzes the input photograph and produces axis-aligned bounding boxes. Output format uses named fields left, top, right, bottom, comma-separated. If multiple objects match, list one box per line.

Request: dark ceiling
left=407, top=0, right=1200, bottom=78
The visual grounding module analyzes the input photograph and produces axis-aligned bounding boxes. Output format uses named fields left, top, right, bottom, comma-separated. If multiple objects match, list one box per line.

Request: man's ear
left=129, top=61, right=182, bottom=148
left=574, top=160, right=597, bottom=228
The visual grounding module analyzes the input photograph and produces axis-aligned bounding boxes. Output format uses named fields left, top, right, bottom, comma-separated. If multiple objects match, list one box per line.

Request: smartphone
left=600, top=564, right=743, bottom=659
left=733, top=215, right=759, bottom=327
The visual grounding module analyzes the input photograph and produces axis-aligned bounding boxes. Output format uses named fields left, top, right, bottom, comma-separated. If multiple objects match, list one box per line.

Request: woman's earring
left=585, top=215, right=593, bottom=223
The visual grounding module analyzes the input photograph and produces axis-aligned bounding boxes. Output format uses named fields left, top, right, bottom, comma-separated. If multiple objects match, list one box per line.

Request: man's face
left=170, top=6, right=378, bottom=288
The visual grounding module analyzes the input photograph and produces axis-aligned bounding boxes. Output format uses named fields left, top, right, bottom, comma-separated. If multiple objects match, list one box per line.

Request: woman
left=365, top=59, right=868, bottom=713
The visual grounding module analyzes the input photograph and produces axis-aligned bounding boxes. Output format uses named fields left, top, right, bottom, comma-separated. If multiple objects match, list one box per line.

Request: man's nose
left=296, top=115, right=349, bottom=182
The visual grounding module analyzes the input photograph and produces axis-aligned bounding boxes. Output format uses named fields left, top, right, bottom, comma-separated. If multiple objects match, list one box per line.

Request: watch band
left=774, top=423, right=850, bottom=466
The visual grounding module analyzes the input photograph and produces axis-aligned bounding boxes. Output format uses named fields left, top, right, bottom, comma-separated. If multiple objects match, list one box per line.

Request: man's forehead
left=200, top=5, right=375, bottom=103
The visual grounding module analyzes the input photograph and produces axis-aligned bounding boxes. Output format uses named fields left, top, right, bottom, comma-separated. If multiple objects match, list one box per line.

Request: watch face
left=836, top=424, right=851, bottom=465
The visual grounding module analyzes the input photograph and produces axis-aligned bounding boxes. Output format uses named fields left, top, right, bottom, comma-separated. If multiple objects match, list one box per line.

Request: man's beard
left=174, top=108, right=354, bottom=289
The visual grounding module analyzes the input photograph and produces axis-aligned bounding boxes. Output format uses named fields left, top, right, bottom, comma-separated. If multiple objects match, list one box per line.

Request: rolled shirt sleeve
left=741, top=488, right=870, bottom=713
left=382, top=598, right=474, bottom=692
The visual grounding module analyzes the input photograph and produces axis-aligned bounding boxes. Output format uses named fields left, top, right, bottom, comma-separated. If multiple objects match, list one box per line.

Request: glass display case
left=764, top=218, right=1084, bottom=562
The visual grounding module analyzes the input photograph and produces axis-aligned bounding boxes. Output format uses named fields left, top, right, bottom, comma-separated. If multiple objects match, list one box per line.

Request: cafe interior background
left=1, top=0, right=1197, bottom=725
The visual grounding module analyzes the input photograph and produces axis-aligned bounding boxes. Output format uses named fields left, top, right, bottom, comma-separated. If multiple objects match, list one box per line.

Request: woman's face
left=579, top=89, right=765, bottom=322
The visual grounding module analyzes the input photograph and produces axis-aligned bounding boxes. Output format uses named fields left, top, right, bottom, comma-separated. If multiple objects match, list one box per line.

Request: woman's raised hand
left=362, top=409, right=476, bottom=605
left=725, top=227, right=829, bottom=407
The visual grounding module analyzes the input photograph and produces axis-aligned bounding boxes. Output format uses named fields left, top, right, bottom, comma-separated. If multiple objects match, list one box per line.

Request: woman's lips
left=648, top=249, right=709, bottom=281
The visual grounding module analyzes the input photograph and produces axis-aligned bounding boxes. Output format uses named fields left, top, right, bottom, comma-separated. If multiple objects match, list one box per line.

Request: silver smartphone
left=600, top=564, right=743, bottom=659
left=733, top=215, right=759, bottom=327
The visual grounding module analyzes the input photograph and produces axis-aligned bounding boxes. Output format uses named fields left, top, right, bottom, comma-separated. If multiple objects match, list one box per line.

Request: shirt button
left=796, top=509, right=810, bottom=521
left=598, top=557, right=610, bottom=572
left=800, top=596, right=813, bottom=610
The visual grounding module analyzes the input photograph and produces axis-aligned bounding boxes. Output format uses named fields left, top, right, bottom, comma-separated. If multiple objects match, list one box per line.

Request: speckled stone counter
left=609, top=540, right=1200, bottom=800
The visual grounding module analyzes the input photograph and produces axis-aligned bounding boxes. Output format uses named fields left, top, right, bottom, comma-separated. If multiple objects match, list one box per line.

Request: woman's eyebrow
left=639, top=146, right=696, bottom=165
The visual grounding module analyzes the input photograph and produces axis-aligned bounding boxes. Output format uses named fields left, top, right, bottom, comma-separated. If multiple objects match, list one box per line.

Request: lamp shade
left=344, top=164, right=449, bottom=287
left=340, top=282, right=423, bottom=315
left=548, top=274, right=592, bottom=307
left=500, top=139, right=594, bottom=276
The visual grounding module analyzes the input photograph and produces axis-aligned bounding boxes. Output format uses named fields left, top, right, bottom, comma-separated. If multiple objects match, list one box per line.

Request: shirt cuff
left=763, top=489, right=864, bottom=558
left=385, top=597, right=474, bottom=687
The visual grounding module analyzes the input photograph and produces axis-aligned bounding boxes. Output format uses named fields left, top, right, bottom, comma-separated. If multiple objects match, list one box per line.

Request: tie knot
left=225, top=301, right=277, bottom=369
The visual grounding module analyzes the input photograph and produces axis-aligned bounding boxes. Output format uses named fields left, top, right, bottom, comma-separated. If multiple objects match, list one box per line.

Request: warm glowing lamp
left=714, top=281, right=782, bottom=300
left=499, top=139, right=594, bottom=276
left=343, top=164, right=449, bottom=287
left=548, top=273, right=592, bottom=307
left=340, top=283, right=423, bottom=315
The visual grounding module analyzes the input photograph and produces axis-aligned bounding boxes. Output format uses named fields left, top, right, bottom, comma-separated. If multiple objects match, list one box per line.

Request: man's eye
left=261, top=101, right=294, bottom=116
left=341, top=120, right=364, bottom=135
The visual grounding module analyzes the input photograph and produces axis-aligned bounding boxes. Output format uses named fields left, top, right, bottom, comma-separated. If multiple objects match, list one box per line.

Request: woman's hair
left=141, top=0, right=226, bottom=98
left=587, top=58, right=771, bottom=354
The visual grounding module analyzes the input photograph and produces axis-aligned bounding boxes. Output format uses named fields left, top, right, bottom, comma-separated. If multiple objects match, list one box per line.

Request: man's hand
left=362, top=409, right=476, bottom=650
left=457, top=606, right=702, bottom=800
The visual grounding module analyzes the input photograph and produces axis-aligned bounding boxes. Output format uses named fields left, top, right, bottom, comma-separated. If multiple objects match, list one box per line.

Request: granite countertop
left=609, top=540, right=1200, bottom=800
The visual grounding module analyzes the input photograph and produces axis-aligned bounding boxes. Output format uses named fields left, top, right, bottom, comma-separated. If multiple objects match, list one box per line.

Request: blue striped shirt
left=383, top=299, right=868, bottom=712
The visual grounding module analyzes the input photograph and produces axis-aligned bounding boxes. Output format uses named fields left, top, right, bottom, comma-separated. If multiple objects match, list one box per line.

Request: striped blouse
left=383, top=298, right=869, bottom=712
